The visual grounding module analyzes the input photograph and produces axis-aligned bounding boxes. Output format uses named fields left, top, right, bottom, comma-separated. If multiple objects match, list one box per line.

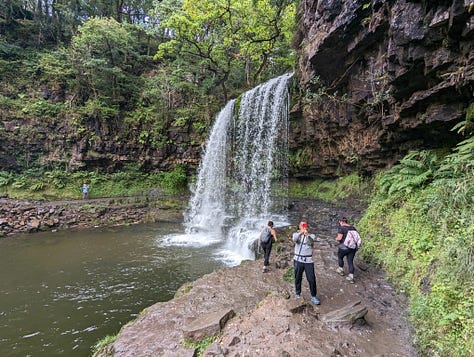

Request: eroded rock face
left=292, top=0, right=474, bottom=177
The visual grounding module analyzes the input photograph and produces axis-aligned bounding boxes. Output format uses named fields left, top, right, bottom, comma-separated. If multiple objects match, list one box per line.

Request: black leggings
left=294, top=260, right=317, bottom=297
left=262, top=242, right=273, bottom=267
left=338, top=248, right=357, bottom=274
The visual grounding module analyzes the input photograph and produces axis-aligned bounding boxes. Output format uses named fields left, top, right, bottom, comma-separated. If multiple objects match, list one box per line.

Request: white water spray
left=165, top=74, right=293, bottom=265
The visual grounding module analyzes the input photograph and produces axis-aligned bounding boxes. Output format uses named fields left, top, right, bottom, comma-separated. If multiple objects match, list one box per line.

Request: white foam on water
left=161, top=232, right=222, bottom=247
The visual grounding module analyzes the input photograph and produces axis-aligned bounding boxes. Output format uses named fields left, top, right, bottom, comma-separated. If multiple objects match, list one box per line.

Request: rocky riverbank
left=93, top=198, right=417, bottom=357
left=0, top=195, right=186, bottom=237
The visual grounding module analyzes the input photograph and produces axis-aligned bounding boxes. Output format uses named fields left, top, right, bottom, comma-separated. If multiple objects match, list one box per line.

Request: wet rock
left=27, top=217, right=41, bottom=232
left=183, top=309, right=236, bottom=343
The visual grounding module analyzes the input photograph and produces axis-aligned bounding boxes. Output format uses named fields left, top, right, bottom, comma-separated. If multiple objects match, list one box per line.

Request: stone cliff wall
left=0, top=113, right=202, bottom=174
left=291, top=0, right=474, bottom=177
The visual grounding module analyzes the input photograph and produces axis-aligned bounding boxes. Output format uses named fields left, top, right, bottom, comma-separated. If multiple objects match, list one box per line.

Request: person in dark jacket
left=258, top=221, right=278, bottom=273
left=335, top=217, right=358, bottom=283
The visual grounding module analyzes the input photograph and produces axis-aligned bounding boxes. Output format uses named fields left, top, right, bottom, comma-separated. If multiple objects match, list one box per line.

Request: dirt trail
left=96, top=198, right=417, bottom=357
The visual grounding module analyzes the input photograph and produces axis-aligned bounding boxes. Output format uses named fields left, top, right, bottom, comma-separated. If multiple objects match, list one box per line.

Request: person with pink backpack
left=335, top=217, right=362, bottom=283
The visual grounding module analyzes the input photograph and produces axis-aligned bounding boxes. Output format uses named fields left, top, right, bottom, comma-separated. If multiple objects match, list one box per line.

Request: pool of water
left=0, top=223, right=225, bottom=356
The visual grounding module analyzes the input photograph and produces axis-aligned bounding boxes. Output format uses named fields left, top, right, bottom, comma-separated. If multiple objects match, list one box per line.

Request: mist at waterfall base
left=163, top=74, right=292, bottom=266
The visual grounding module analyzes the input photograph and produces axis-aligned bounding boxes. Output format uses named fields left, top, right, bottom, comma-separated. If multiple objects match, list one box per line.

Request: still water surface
left=0, top=223, right=225, bottom=356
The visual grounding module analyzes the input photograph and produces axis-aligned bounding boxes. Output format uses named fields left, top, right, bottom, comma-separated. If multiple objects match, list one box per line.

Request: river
left=0, top=223, right=226, bottom=356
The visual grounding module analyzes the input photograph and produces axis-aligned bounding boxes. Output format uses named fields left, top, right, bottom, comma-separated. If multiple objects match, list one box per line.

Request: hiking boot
left=295, top=294, right=301, bottom=299
left=336, top=267, right=344, bottom=276
left=262, top=266, right=268, bottom=273
left=346, top=273, right=354, bottom=283
left=311, top=296, right=321, bottom=305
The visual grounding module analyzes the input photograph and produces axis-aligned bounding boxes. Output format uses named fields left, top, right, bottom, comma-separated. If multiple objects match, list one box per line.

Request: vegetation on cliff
left=358, top=125, right=474, bottom=356
left=0, top=0, right=296, bottom=176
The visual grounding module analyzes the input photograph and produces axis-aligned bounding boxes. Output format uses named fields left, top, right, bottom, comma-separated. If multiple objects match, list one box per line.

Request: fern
left=436, top=136, right=474, bottom=178
left=0, top=171, right=14, bottom=187
left=379, top=150, right=439, bottom=195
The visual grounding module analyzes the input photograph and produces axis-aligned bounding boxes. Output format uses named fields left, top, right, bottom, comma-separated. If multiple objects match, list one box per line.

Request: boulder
left=183, top=309, right=235, bottom=343
left=321, top=300, right=368, bottom=327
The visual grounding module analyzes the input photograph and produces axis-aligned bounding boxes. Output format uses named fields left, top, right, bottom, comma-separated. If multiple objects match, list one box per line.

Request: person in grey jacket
left=292, top=221, right=320, bottom=305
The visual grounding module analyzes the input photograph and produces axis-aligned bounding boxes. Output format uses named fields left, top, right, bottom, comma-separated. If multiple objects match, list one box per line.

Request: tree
left=69, top=17, right=140, bottom=116
left=154, top=0, right=296, bottom=102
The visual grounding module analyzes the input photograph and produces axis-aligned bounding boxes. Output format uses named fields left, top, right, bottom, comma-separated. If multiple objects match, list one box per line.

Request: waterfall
left=164, top=73, right=293, bottom=265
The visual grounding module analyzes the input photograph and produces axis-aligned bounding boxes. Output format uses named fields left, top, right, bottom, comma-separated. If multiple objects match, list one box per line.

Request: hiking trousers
left=294, top=260, right=317, bottom=297
left=338, top=247, right=357, bottom=274
left=262, top=241, right=273, bottom=267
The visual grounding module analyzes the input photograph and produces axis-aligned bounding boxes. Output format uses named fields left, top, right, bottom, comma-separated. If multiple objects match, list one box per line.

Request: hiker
left=335, top=217, right=361, bottom=283
left=82, top=183, right=89, bottom=199
left=258, top=221, right=278, bottom=273
left=292, top=221, right=320, bottom=305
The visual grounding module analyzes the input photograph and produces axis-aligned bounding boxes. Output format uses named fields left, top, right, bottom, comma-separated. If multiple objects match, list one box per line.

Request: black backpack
left=261, top=227, right=272, bottom=243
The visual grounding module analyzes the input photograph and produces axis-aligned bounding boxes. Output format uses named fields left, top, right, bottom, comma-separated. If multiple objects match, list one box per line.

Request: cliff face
left=291, top=0, right=474, bottom=177
left=0, top=113, right=202, bottom=174
left=1, top=1, right=472, bottom=178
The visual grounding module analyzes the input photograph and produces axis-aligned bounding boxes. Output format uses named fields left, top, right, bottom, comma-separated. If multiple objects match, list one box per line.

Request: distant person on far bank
left=258, top=221, right=278, bottom=273
left=335, top=217, right=362, bottom=283
left=82, top=183, right=89, bottom=199
left=292, top=221, right=320, bottom=305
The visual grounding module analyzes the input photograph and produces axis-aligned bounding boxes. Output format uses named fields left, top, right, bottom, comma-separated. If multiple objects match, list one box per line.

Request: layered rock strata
left=291, top=0, right=474, bottom=177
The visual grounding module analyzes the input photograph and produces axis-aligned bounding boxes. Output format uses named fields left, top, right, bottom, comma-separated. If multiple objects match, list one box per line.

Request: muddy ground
left=95, top=198, right=417, bottom=357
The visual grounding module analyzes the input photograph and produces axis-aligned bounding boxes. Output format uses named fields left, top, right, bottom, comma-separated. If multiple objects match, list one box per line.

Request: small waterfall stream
left=164, top=73, right=293, bottom=265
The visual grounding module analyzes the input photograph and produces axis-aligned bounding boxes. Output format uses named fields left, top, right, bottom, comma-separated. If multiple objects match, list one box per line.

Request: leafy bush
left=158, top=165, right=188, bottom=194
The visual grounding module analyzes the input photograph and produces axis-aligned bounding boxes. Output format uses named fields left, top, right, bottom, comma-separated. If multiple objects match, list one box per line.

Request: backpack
left=344, top=229, right=362, bottom=249
left=261, top=227, right=272, bottom=243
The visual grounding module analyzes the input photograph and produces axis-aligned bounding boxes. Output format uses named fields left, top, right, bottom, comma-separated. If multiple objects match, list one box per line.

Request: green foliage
left=289, top=148, right=311, bottom=171
left=358, top=144, right=474, bottom=357
left=288, top=173, right=372, bottom=203
left=465, top=102, right=474, bottom=127
left=22, top=99, right=65, bottom=117
left=283, top=266, right=294, bottom=283
left=379, top=150, right=440, bottom=195
left=69, top=17, right=141, bottom=107
left=0, top=171, right=14, bottom=188
left=154, top=0, right=296, bottom=100
left=77, top=99, right=119, bottom=121
left=182, top=335, right=218, bottom=356
left=1, top=167, right=189, bottom=200
left=37, top=49, right=74, bottom=83
left=91, top=334, right=118, bottom=356
left=157, top=165, right=188, bottom=194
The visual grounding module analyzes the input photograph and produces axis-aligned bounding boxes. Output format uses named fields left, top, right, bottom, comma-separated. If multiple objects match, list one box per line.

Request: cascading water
left=164, top=73, right=293, bottom=265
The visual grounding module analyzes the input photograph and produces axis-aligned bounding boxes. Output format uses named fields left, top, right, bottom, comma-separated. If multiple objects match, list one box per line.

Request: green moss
left=283, top=266, right=294, bottom=283
left=182, top=335, right=218, bottom=356
left=91, top=334, right=117, bottom=356
left=0, top=168, right=190, bottom=200
left=288, top=173, right=372, bottom=203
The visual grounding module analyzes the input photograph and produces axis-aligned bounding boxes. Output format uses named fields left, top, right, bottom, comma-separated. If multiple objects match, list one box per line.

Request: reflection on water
left=0, top=223, right=225, bottom=356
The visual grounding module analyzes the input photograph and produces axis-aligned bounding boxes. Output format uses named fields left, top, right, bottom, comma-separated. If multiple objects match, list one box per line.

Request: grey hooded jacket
left=292, top=231, right=316, bottom=263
